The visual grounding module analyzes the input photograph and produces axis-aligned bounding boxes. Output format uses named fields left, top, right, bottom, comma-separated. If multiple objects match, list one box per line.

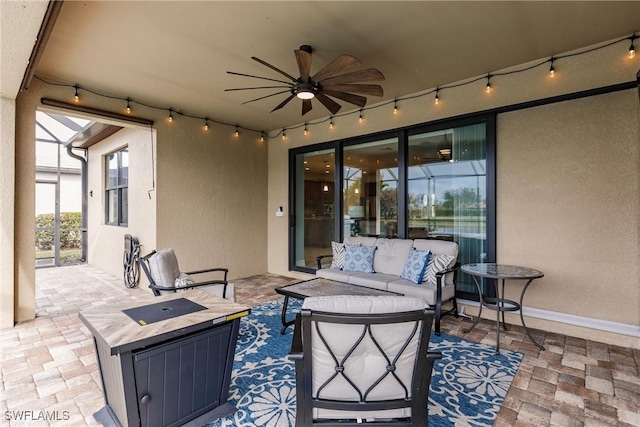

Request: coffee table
left=275, top=277, right=403, bottom=334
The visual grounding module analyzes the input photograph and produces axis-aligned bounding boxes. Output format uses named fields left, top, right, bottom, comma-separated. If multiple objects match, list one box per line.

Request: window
left=105, top=147, right=128, bottom=225
left=289, top=115, right=495, bottom=301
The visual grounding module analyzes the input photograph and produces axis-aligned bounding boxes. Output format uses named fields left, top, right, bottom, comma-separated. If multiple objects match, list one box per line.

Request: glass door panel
left=293, top=149, right=335, bottom=269
left=343, top=137, right=398, bottom=238
left=408, top=123, right=488, bottom=295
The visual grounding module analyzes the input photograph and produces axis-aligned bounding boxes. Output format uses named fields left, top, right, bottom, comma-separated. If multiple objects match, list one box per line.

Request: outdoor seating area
left=0, top=264, right=638, bottom=426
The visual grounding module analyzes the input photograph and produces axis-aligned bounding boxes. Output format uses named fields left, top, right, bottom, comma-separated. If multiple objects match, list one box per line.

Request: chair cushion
left=148, top=248, right=180, bottom=289
left=373, top=238, right=414, bottom=275
left=200, top=282, right=236, bottom=302
left=388, top=279, right=456, bottom=306
left=343, top=245, right=375, bottom=273
left=302, top=296, right=426, bottom=419
left=400, top=249, right=431, bottom=284
left=422, top=253, right=456, bottom=285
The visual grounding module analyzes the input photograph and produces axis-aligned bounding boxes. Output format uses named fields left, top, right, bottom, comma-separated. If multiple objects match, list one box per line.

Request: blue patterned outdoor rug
left=207, top=299, right=522, bottom=427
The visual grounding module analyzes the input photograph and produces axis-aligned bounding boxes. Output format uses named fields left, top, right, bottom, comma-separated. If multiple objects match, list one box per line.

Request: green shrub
left=35, top=212, right=82, bottom=250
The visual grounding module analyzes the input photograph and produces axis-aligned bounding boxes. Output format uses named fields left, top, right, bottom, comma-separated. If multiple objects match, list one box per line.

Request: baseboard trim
left=458, top=299, right=640, bottom=338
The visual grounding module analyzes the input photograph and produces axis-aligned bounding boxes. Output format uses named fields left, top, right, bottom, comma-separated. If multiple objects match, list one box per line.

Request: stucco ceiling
left=26, top=1, right=640, bottom=132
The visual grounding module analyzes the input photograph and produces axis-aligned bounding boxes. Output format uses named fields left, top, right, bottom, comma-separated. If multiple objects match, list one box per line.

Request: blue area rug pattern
left=207, top=299, right=522, bottom=427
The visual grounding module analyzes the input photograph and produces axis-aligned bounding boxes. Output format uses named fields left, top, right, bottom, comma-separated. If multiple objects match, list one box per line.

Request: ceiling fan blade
left=317, top=68, right=385, bottom=86
left=315, top=92, right=342, bottom=115
left=226, top=71, right=292, bottom=85
left=252, top=57, right=297, bottom=82
left=271, top=94, right=296, bottom=112
left=302, top=99, right=313, bottom=115
left=295, top=49, right=312, bottom=81
left=312, top=54, right=361, bottom=82
left=225, top=85, right=291, bottom=91
left=323, top=90, right=367, bottom=108
left=242, top=90, right=292, bottom=105
left=322, top=84, right=384, bottom=97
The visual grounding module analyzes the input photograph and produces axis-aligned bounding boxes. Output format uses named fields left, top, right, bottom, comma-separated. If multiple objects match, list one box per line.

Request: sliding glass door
left=291, top=147, right=336, bottom=269
left=407, top=122, right=492, bottom=295
left=289, top=115, right=495, bottom=300
left=343, top=136, right=399, bottom=238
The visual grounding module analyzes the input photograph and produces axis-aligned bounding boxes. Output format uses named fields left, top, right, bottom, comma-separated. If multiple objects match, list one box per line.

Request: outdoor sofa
left=316, top=236, right=459, bottom=334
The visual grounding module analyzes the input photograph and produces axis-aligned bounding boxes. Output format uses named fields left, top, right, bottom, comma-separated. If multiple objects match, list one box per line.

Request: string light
left=304, top=124, right=308, bottom=136
left=282, top=129, right=287, bottom=140
left=33, top=31, right=636, bottom=141
left=485, top=75, right=492, bottom=93
left=393, top=99, right=398, bottom=114
left=203, top=118, right=209, bottom=131
left=260, top=132, right=265, bottom=142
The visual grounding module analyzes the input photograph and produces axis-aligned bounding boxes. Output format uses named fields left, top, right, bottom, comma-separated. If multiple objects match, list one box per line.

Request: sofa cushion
left=422, top=253, right=456, bottom=285
left=344, top=236, right=377, bottom=247
left=388, top=279, right=456, bottom=306
left=400, top=249, right=431, bottom=284
left=373, top=238, right=414, bottom=275
left=347, top=273, right=397, bottom=291
left=316, top=268, right=353, bottom=283
left=343, top=245, right=376, bottom=273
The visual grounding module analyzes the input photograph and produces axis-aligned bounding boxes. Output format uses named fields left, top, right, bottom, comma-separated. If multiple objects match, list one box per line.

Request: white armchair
left=289, top=295, right=441, bottom=426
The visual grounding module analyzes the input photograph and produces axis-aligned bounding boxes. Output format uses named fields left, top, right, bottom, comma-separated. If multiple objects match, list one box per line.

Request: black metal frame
left=289, top=308, right=441, bottom=426
left=138, top=250, right=230, bottom=298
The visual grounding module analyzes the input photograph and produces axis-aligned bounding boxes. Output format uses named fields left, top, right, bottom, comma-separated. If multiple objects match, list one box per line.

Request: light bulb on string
left=329, top=117, right=334, bottom=129
left=304, top=124, right=308, bottom=136
left=485, top=75, right=492, bottom=93
left=393, top=99, right=398, bottom=114
left=235, top=125, right=239, bottom=137
left=282, top=129, right=287, bottom=140
left=260, top=132, right=265, bottom=143
left=125, top=98, right=131, bottom=114
left=168, top=109, right=173, bottom=123
left=434, top=88, right=440, bottom=105
left=628, top=37, right=636, bottom=58
left=203, top=118, right=209, bottom=131
left=359, top=110, right=363, bottom=123
left=74, top=85, right=80, bottom=103
left=549, top=58, right=556, bottom=78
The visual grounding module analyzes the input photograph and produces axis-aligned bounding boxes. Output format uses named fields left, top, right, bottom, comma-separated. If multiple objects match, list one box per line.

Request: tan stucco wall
left=1, top=98, right=17, bottom=327
left=267, top=40, right=640, bottom=347
left=87, top=126, right=157, bottom=279
left=11, top=77, right=268, bottom=321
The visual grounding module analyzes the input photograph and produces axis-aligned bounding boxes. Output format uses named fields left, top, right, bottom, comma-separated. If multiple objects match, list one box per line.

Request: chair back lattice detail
left=290, top=295, right=441, bottom=426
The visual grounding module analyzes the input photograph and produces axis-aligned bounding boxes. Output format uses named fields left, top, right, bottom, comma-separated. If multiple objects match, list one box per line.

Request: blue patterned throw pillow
left=401, top=249, right=431, bottom=284
left=343, top=245, right=376, bottom=273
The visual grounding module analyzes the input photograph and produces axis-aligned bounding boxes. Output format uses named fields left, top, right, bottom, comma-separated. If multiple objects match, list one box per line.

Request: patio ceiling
left=11, top=2, right=640, bottom=132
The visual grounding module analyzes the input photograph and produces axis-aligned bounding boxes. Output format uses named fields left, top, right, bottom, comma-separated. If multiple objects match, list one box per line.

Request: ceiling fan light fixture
left=296, top=89, right=315, bottom=100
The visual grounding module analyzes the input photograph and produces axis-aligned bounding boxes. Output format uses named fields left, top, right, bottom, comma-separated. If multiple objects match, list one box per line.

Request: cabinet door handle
left=140, top=394, right=151, bottom=405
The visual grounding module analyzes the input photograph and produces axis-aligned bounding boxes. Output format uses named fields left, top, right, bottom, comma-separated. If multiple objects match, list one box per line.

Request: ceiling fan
left=225, top=45, right=385, bottom=116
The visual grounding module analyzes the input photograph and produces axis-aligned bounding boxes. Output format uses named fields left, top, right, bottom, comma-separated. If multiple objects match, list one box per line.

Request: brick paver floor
left=0, top=264, right=638, bottom=426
